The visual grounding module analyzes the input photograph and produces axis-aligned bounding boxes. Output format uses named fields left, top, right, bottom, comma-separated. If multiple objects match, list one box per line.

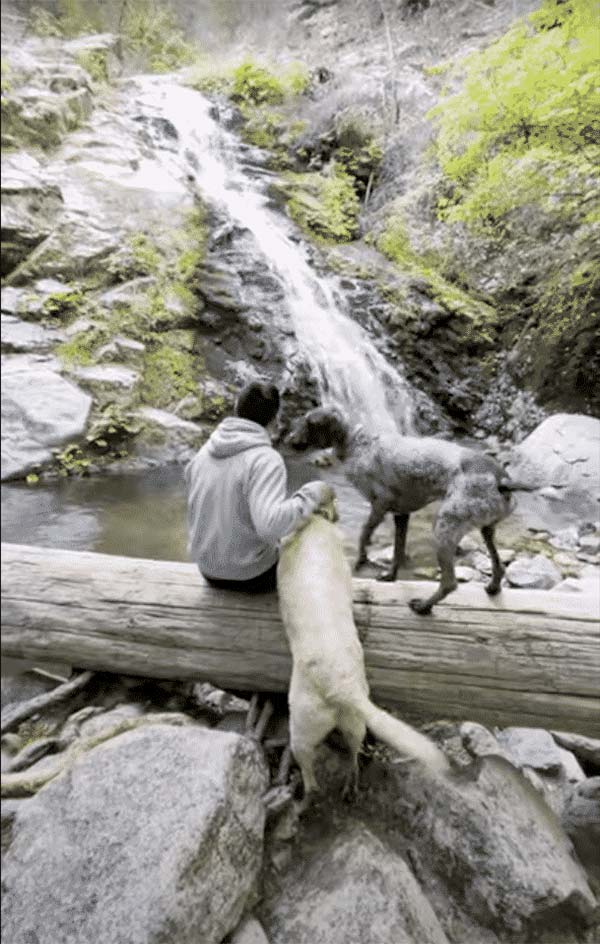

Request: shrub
left=286, top=164, right=360, bottom=242
left=428, top=0, right=599, bottom=229
left=231, top=61, right=285, bottom=107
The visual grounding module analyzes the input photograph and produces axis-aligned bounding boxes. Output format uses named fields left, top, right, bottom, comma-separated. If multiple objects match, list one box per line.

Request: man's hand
left=300, top=481, right=335, bottom=510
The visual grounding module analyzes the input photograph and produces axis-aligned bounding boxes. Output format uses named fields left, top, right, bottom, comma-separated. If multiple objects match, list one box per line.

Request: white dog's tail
left=360, top=698, right=449, bottom=775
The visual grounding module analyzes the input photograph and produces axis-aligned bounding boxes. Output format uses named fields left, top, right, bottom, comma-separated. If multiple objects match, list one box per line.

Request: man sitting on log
left=185, top=382, right=331, bottom=593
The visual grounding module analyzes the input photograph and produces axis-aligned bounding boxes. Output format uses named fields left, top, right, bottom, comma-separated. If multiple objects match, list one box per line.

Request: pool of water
left=0, top=458, right=453, bottom=576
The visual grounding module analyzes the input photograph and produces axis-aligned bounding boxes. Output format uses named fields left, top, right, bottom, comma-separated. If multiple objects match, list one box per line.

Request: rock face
left=1, top=356, right=92, bottom=480
left=360, top=753, right=599, bottom=940
left=1, top=724, right=268, bottom=944
left=261, top=823, right=450, bottom=944
left=507, top=415, right=600, bottom=524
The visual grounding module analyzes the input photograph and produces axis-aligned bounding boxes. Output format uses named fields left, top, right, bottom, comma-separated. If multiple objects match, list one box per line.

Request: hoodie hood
left=207, top=417, right=271, bottom=459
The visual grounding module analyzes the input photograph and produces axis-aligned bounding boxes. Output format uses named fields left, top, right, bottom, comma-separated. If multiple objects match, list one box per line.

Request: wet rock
left=1, top=158, right=64, bottom=276
left=1, top=314, right=64, bottom=354
left=1, top=357, right=92, bottom=480
left=550, top=526, right=580, bottom=551
left=260, top=823, right=450, bottom=944
left=1, top=725, right=268, bottom=944
left=96, top=335, right=146, bottom=363
left=579, top=534, right=600, bottom=555
left=71, top=363, right=139, bottom=393
left=505, top=554, right=561, bottom=589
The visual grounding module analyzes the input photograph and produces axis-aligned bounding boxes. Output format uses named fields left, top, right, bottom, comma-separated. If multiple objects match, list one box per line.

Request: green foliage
left=75, top=49, right=109, bottom=84
left=85, top=403, right=142, bottom=456
left=26, top=473, right=40, bottom=485
left=41, top=288, right=86, bottom=321
left=428, top=0, right=600, bottom=228
left=120, top=0, right=197, bottom=73
left=29, top=0, right=196, bottom=73
left=231, top=61, right=286, bottom=107
left=53, top=443, right=92, bottom=477
left=286, top=164, right=361, bottom=242
left=17, top=719, right=55, bottom=747
left=57, top=324, right=106, bottom=366
left=1, top=60, right=12, bottom=95
left=377, top=210, right=499, bottom=343
left=129, top=233, right=161, bottom=275
left=140, top=344, right=199, bottom=408
left=172, top=207, right=207, bottom=284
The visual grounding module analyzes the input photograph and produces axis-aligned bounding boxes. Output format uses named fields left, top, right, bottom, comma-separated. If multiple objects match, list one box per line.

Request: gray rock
left=496, top=727, right=567, bottom=774
left=260, top=823, right=450, bottom=944
left=552, top=732, right=600, bottom=770
left=561, top=778, right=600, bottom=888
left=1, top=725, right=268, bottom=944
left=460, top=721, right=511, bottom=762
left=1, top=314, right=64, bottom=353
left=372, top=755, right=598, bottom=937
left=230, top=915, right=271, bottom=944
left=1, top=358, right=92, bottom=480
left=505, top=554, right=561, bottom=589
left=579, top=535, right=600, bottom=555
left=71, top=363, right=139, bottom=391
left=507, top=415, right=600, bottom=521
left=550, top=526, right=580, bottom=550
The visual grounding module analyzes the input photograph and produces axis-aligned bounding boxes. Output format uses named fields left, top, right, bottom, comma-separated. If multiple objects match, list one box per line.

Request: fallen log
left=2, top=543, right=599, bottom=736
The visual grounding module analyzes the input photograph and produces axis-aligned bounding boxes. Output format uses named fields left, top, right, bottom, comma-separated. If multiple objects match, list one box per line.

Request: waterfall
left=131, top=77, right=416, bottom=436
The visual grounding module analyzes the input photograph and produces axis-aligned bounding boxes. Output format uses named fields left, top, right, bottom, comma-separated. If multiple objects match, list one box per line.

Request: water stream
left=132, top=76, right=415, bottom=436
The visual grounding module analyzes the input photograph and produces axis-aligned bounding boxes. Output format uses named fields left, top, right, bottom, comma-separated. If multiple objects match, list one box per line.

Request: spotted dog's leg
left=378, top=513, right=410, bottom=582
left=355, top=503, right=387, bottom=571
left=409, top=509, right=470, bottom=615
left=481, top=524, right=504, bottom=595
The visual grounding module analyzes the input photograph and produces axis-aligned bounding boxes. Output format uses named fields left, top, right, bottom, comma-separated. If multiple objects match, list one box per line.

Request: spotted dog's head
left=287, top=408, right=349, bottom=453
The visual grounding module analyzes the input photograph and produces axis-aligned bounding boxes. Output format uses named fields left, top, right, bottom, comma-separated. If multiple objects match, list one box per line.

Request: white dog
left=277, top=496, right=448, bottom=799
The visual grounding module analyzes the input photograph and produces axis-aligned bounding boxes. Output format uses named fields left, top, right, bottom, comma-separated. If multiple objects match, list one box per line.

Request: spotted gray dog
left=288, top=408, right=516, bottom=614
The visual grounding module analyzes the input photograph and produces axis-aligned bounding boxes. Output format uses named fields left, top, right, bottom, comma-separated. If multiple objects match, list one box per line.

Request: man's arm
left=246, top=452, right=330, bottom=544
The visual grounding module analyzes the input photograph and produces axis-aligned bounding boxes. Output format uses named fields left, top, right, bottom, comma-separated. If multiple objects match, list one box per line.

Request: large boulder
left=260, top=823, right=449, bottom=944
left=507, top=415, right=600, bottom=527
left=1, top=724, right=268, bottom=944
left=363, top=753, right=598, bottom=940
left=1, top=356, right=92, bottom=479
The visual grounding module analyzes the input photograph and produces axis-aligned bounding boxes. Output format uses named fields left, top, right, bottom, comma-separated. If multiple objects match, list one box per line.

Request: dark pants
left=203, top=560, right=278, bottom=594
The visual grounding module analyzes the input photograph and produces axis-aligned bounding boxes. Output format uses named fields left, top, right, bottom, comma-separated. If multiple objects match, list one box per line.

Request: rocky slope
left=1, top=671, right=599, bottom=944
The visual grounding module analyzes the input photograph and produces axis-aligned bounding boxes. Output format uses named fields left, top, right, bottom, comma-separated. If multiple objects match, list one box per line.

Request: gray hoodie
left=185, top=417, right=327, bottom=581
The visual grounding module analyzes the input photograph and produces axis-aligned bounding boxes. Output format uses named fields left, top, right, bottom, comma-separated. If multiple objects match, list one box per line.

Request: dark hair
left=235, top=382, right=280, bottom=427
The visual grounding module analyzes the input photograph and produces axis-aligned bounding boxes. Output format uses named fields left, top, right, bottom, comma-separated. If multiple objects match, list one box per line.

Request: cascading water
left=132, top=76, right=416, bottom=436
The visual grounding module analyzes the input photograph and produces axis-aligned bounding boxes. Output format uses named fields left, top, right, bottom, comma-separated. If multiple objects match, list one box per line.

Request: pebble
left=505, top=555, right=561, bottom=590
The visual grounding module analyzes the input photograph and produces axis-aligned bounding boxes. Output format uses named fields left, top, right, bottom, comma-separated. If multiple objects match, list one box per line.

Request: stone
left=554, top=578, right=586, bottom=593
left=71, top=363, right=139, bottom=391
left=551, top=732, right=600, bottom=770
left=96, top=336, right=146, bottom=363
left=579, top=535, right=600, bottom=555
left=1, top=357, right=92, bottom=480
left=370, top=756, right=598, bottom=937
left=505, top=554, right=561, bottom=589
left=561, top=778, right=600, bottom=888
left=455, top=565, right=478, bottom=582
left=260, top=823, right=450, bottom=944
left=230, top=915, right=271, bottom=944
left=1, top=314, right=64, bottom=353
left=496, top=727, right=566, bottom=774
left=460, top=722, right=511, bottom=762
left=506, top=415, right=600, bottom=520
left=1, top=725, right=268, bottom=944
left=550, top=526, right=580, bottom=550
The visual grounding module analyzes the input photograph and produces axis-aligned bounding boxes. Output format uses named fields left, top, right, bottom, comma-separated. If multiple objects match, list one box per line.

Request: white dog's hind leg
left=289, top=682, right=337, bottom=799
left=338, top=712, right=367, bottom=801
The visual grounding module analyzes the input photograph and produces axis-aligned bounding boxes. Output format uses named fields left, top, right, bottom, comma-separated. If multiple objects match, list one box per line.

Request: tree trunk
left=2, top=543, right=599, bottom=735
